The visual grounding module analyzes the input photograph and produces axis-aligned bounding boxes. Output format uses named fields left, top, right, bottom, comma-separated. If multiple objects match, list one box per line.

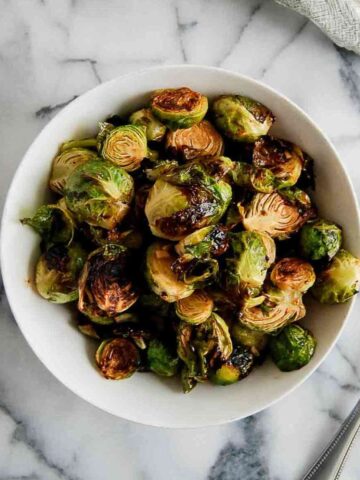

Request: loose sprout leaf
left=147, top=339, right=179, bottom=377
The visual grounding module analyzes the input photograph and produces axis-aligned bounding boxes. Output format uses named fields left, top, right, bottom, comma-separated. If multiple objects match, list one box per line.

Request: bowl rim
left=1, top=64, right=359, bottom=428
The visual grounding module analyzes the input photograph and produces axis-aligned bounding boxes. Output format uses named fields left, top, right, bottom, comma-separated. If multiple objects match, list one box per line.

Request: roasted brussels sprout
left=300, top=219, right=342, bottom=261
left=165, top=120, right=224, bottom=161
left=49, top=148, right=98, bottom=194
left=231, top=323, right=268, bottom=357
left=269, top=324, right=316, bottom=371
left=232, top=162, right=276, bottom=193
left=175, top=225, right=229, bottom=259
left=60, top=138, right=97, bottom=152
left=252, top=136, right=304, bottom=189
left=95, top=338, right=140, bottom=379
left=240, top=287, right=305, bottom=333
left=175, top=290, right=214, bottom=324
left=144, top=160, right=179, bottom=182
left=196, top=156, right=235, bottom=181
left=225, top=231, right=272, bottom=297
left=64, top=158, right=134, bottom=230
left=239, top=192, right=311, bottom=239
left=78, top=244, right=138, bottom=323
left=145, top=242, right=194, bottom=302
left=129, top=108, right=166, bottom=142
left=270, top=257, right=315, bottom=293
left=212, top=312, right=233, bottom=360
left=146, top=339, right=179, bottom=376
left=145, top=163, right=232, bottom=241
left=35, top=243, right=87, bottom=303
left=212, top=95, right=274, bottom=142
left=171, top=255, right=219, bottom=287
left=21, top=203, right=75, bottom=247
left=311, top=249, right=360, bottom=304
left=151, top=87, right=208, bottom=129
left=101, top=125, right=147, bottom=171
left=210, top=345, right=254, bottom=385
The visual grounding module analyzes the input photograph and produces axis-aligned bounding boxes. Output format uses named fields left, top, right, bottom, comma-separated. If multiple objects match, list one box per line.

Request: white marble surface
left=1, top=0, right=360, bottom=478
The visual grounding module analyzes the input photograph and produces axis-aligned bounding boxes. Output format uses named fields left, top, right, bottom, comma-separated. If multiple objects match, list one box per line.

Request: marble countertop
left=1, top=0, right=360, bottom=478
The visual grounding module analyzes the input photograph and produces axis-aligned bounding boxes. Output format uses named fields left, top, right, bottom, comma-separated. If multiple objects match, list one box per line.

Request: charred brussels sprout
left=240, top=287, right=305, bottom=333
left=95, top=338, right=140, bottom=379
left=165, top=120, right=224, bottom=161
left=129, top=108, right=166, bottom=142
left=35, top=243, right=87, bottom=303
left=21, top=203, right=75, bottom=247
left=252, top=136, right=304, bottom=189
left=78, top=244, right=139, bottom=323
left=145, top=242, right=194, bottom=302
left=175, top=290, right=214, bottom=324
left=269, top=324, right=316, bottom=371
left=232, top=162, right=276, bottom=193
left=212, top=95, right=274, bottom=142
left=270, top=258, right=315, bottom=293
left=195, top=156, right=235, bottom=182
left=210, top=345, right=254, bottom=385
left=225, top=231, right=272, bottom=297
left=175, top=225, right=229, bottom=259
left=147, top=339, right=179, bottom=376
left=64, top=158, right=134, bottom=230
left=311, top=249, right=360, bottom=304
left=101, top=125, right=147, bottom=172
left=49, top=148, right=98, bottom=194
left=145, top=163, right=232, bottom=241
left=300, top=219, right=342, bottom=261
left=239, top=192, right=312, bottom=239
left=151, top=87, right=208, bottom=130
left=231, top=323, right=268, bottom=357
left=171, top=255, right=219, bottom=287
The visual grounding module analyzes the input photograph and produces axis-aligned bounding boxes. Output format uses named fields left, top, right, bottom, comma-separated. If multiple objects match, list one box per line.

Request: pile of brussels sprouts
left=22, top=87, right=360, bottom=392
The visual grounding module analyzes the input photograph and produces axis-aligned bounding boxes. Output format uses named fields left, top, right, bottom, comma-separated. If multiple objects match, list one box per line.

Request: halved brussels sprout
left=269, top=324, right=316, bottom=371
left=165, top=120, right=224, bottom=161
left=240, top=287, right=306, bottom=333
left=95, top=338, right=140, bottom=380
left=35, top=243, right=87, bottom=303
left=252, top=136, right=304, bottom=188
left=171, top=254, right=219, bottom=287
left=300, top=219, right=342, bottom=261
left=146, top=339, right=179, bottom=377
left=60, top=138, right=97, bottom=152
left=78, top=244, right=138, bottom=323
left=101, top=125, right=147, bottom=172
left=175, top=290, right=214, bottom=324
left=175, top=225, right=229, bottom=258
left=211, top=312, right=233, bottom=361
left=212, top=95, right=274, bottom=142
left=231, top=323, right=268, bottom=357
left=270, top=257, right=315, bottom=293
left=49, top=148, right=98, bottom=194
left=145, top=163, right=232, bottom=241
left=145, top=242, right=194, bottom=302
left=64, top=158, right=134, bottom=230
left=239, top=192, right=311, bottom=239
left=151, top=87, right=208, bottom=129
left=225, top=231, right=271, bottom=297
left=21, top=203, right=75, bottom=247
left=210, top=345, right=254, bottom=385
left=232, top=162, right=276, bottom=193
left=144, top=160, right=179, bottom=182
left=129, top=108, right=166, bottom=142
left=311, top=249, right=360, bottom=304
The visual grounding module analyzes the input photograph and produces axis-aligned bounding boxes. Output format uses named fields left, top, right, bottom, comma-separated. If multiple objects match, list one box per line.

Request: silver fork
left=302, top=399, right=360, bottom=479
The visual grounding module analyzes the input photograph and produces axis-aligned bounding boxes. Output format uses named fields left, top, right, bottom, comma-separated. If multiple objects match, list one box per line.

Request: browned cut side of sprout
left=95, top=338, right=140, bottom=379
left=175, top=290, right=214, bottom=324
left=270, top=257, right=316, bottom=293
left=239, top=192, right=310, bottom=239
left=165, top=120, right=224, bottom=161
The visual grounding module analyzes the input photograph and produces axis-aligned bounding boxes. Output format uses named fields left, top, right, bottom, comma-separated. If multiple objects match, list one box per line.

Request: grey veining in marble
left=1, top=0, right=360, bottom=479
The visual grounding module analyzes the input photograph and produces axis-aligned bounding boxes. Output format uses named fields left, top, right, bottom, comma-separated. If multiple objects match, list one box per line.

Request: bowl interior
left=2, top=66, right=359, bottom=427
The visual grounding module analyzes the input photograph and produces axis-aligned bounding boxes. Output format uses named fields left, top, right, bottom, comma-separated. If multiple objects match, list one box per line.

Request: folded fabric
left=274, top=0, right=360, bottom=54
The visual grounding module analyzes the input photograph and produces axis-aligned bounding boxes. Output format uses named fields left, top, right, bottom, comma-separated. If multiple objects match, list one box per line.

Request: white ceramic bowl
left=2, top=65, right=359, bottom=428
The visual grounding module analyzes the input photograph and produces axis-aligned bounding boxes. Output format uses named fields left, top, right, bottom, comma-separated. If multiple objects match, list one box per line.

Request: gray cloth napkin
left=274, top=0, right=360, bottom=54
